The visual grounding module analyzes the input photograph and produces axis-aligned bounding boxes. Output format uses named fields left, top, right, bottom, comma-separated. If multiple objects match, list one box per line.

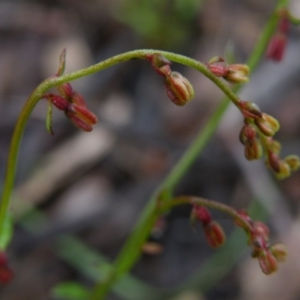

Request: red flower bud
left=70, top=104, right=98, bottom=125
left=57, top=83, right=74, bottom=100
left=164, top=71, right=194, bottom=106
left=266, top=32, right=287, bottom=62
left=252, top=221, right=270, bottom=241
left=239, top=124, right=257, bottom=145
left=203, top=221, right=226, bottom=248
left=46, top=94, right=69, bottom=111
left=66, top=104, right=98, bottom=132
left=192, top=206, right=212, bottom=225
left=66, top=111, right=94, bottom=132
left=267, top=151, right=281, bottom=173
left=238, top=101, right=262, bottom=119
left=207, top=63, right=228, bottom=77
left=257, top=250, right=278, bottom=275
left=71, top=91, right=87, bottom=107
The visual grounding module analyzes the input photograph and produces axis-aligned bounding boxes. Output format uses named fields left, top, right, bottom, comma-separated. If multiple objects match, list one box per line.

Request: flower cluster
left=238, top=100, right=300, bottom=179
left=206, top=56, right=249, bottom=84
left=235, top=210, right=287, bottom=275
left=0, top=252, right=14, bottom=284
left=190, top=205, right=225, bottom=248
left=188, top=200, right=286, bottom=275
left=44, top=50, right=98, bottom=134
left=146, top=53, right=194, bottom=106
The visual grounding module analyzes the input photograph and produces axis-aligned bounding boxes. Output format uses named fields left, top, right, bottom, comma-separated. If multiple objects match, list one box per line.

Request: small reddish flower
left=266, top=33, right=287, bottom=61
left=164, top=71, right=194, bottom=106
left=257, top=250, right=278, bottom=275
left=66, top=104, right=98, bottom=132
left=252, top=221, right=270, bottom=241
left=266, top=17, right=290, bottom=62
left=206, top=57, right=249, bottom=83
left=239, top=124, right=257, bottom=145
left=44, top=49, right=98, bottom=133
left=238, top=101, right=262, bottom=119
left=207, top=63, right=228, bottom=77
left=203, top=221, right=226, bottom=248
left=192, top=205, right=212, bottom=226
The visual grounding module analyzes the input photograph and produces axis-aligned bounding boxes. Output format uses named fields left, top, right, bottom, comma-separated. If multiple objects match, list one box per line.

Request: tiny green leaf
left=56, top=48, right=66, bottom=76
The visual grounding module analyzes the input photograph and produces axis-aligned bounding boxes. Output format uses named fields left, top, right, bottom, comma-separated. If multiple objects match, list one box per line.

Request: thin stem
left=90, top=0, right=288, bottom=298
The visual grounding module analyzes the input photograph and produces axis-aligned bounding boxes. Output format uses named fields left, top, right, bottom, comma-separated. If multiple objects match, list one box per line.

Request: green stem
left=90, top=0, right=288, bottom=298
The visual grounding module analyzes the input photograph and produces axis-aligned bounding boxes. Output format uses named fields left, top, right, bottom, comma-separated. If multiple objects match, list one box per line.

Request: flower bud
left=266, top=151, right=281, bottom=172
left=274, top=160, right=291, bottom=180
left=207, top=63, right=228, bottom=77
left=66, top=111, right=94, bottom=132
left=284, top=155, right=300, bottom=171
left=57, top=83, right=73, bottom=100
left=224, top=64, right=250, bottom=84
left=239, top=124, right=257, bottom=145
left=45, top=94, right=69, bottom=111
left=244, top=139, right=263, bottom=160
left=66, top=104, right=98, bottom=132
left=192, top=205, right=212, bottom=226
left=238, top=101, right=262, bottom=119
left=266, top=33, right=287, bottom=62
left=71, top=91, right=87, bottom=107
left=203, top=221, right=226, bottom=248
left=257, top=250, right=278, bottom=275
left=255, top=113, right=280, bottom=136
left=269, top=243, right=287, bottom=262
left=252, top=221, right=270, bottom=241
left=164, top=71, right=194, bottom=106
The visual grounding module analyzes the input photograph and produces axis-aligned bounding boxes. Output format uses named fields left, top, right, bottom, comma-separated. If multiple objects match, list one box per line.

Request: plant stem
left=90, top=0, right=289, bottom=298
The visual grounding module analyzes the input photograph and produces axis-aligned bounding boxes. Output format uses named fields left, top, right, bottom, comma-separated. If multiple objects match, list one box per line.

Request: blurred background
left=0, top=0, right=300, bottom=299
